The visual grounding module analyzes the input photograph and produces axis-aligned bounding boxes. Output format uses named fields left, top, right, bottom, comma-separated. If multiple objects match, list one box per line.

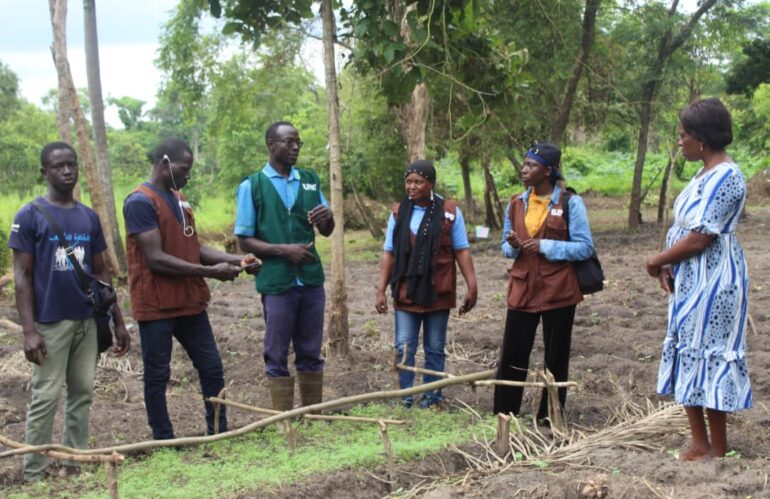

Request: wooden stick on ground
left=494, top=413, right=511, bottom=458
left=205, top=397, right=405, bottom=425
left=213, top=388, right=227, bottom=435
left=105, top=452, right=120, bottom=499
left=396, top=364, right=455, bottom=379
left=473, top=380, right=578, bottom=389
left=379, top=421, right=396, bottom=489
left=0, top=434, right=124, bottom=463
left=0, top=369, right=497, bottom=457
left=539, top=369, right=564, bottom=432
left=0, top=318, right=22, bottom=334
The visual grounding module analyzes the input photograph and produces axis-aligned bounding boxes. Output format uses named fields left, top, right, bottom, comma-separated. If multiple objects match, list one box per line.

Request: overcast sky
left=0, top=0, right=184, bottom=122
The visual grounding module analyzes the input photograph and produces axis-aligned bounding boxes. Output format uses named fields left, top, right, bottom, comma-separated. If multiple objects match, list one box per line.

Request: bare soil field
left=1, top=197, right=769, bottom=498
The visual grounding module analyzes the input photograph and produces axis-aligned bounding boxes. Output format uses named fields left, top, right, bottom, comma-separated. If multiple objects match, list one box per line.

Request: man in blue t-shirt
left=8, top=142, right=130, bottom=482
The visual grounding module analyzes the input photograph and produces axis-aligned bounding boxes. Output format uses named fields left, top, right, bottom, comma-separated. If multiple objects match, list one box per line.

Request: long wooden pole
left=206, top=397, right=405, bottom=425
left=0, top=369, right=497, bottom=457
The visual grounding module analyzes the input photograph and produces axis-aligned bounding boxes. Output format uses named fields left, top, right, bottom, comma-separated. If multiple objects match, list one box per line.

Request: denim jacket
left=501, top=185, right=594, bottom=262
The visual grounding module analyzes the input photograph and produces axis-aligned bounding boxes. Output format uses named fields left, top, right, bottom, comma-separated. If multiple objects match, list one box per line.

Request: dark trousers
left=494, top=305, right=576, bottom=419
left=139, top=311, right=226, bottom=439
left=262, top=286, right=325, bottom=378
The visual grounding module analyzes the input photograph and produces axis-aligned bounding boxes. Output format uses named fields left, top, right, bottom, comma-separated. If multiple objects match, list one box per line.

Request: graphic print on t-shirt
left=50, top=232, right=92, bottom=272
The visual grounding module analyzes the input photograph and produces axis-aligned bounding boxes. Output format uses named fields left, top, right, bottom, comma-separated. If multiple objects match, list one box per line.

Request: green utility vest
left=248, top=169, right=325, bottom=294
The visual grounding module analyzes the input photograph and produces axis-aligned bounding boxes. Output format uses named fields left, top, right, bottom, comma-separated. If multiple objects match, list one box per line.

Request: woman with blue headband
left=375, top=160, right=478, bottom=409
left=494, top=142, right=595, bottom=423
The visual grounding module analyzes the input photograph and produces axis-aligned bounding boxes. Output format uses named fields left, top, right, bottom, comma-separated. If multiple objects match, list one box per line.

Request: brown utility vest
left=126, top=185, right=211, bottom=321
left=392, top=200, right=458, bottom=313
left=506, top=191, right=582, bottom=312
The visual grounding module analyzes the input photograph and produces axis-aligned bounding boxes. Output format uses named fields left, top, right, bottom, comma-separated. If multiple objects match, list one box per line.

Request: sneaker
left=401, top=397, right=414, bottom=409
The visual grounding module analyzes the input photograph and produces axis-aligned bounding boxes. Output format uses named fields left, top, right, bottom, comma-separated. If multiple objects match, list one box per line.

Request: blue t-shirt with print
left=8, top=197, right=107, bottom=323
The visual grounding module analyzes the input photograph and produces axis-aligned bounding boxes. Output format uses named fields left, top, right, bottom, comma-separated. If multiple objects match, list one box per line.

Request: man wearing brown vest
left=123, top=138, right=259, bottom=440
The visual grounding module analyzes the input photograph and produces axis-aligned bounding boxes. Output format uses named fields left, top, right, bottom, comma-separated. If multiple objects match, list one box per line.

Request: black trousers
left=493, top=305, right=576, bottom=419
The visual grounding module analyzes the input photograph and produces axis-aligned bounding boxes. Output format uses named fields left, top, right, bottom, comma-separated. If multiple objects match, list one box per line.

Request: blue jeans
left=139, top=311, right=226, bottom=439
left=395, top=309, right=450, bottom=403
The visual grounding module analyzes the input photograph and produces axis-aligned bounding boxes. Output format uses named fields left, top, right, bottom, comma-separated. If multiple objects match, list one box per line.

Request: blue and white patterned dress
left=657, top=162, right=751, bottom=411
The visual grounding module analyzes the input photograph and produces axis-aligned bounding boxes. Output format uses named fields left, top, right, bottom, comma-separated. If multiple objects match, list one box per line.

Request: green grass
left=7, top=404, right=496, bottom=499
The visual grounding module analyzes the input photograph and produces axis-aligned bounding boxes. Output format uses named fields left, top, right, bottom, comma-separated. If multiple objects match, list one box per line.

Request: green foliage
left=0, top=102, right=58, bottom=195
left=107, top=96, right=146, bottom=130
left=0, top=223, right=9, bottom=277
left=0, top=60, right=20, bottom=121
left=727, top=37, right=770, bottom=95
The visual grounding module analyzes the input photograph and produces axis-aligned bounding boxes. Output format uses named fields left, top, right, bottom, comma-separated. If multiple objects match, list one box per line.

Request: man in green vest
left=234, top=121, right=335, bottom=411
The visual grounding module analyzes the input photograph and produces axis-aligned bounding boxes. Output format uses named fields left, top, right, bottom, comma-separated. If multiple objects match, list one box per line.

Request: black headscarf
left=390, top=161, right=444, bottom=307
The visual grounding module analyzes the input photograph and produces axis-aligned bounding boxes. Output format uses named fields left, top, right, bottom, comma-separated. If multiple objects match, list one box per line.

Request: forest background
left=1, top=0, right=769, bottom=276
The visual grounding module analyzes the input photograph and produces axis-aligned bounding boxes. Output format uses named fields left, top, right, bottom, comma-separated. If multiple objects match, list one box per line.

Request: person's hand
left=645, top=256, right=661, bottom=278
left=308, top=205, right=333, bottom=227
left=375, top=290, right=388, bottom=314
left=283, top=243, right=317, bottom=265
left=658, top=265, right=674, bottom=294
left=207, top=262, right=242, bottom=281
left=23, top=329, right=47, bottom=365
left=459, top=288, right=477, bottom=315
left=240, top=253, right=262, bottom=275
left=505, top=230, right=522, bottom=249
left=521, top=238, right=541, bottom=254
left=112, top=323, right=130, bottom=356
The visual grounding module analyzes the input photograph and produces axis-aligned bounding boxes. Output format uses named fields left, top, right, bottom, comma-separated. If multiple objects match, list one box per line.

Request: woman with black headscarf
left=375, top=160, right=478, bottom=409
left=495, top=142, right=595, bottom=423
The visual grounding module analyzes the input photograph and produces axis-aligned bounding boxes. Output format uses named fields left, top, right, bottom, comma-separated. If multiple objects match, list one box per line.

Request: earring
left=699, top=143, right=704, bottom=152
left=430, top=190, right=434, bottom=201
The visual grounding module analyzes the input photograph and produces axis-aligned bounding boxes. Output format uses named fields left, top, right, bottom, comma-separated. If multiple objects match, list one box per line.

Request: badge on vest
left=550, top=208, right=563, bottom=217
left=444, top=211, right=455, bottom=221
left=302, top=183, right=317, bottom=191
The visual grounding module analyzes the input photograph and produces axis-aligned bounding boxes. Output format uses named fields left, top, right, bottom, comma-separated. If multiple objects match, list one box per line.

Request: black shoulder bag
left=32, top=201, right=116, bottom=353
left=561, top=192, right=605, bottom=294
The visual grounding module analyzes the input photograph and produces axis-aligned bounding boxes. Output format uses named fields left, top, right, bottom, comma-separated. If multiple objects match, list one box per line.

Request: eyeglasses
left=274, top=139, right=304, bottom=148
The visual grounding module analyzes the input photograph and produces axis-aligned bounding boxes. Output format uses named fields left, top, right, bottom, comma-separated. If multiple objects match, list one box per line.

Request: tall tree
left=48, top=0, right=72, bottom=143
left=49, top=0, right=120, bottom=274
left=83, top=0, right=126, bottom=273
left=320, top=0, right=349, bottom=356
left=627, top=0, right=717, bottom=229
left=550, top=0, right=601, bottom=145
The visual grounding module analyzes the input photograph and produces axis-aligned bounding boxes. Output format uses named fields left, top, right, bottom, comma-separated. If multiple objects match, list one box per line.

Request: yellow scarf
left=525, top=194, right=551, bottom=237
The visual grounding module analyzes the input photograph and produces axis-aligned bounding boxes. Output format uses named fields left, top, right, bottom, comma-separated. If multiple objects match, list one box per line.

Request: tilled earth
left=1, top=198, right=769, bottom=498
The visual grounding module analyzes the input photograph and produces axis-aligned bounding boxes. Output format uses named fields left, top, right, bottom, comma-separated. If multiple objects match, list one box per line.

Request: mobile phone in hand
left=667, top=275, right=675, bottom=292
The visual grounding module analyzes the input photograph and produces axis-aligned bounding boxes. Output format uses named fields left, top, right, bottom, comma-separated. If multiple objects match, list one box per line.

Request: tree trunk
left=321, top=0, right=349, bottom=357
left=404, top=83, right=428, bottom=162
left=49, top=0, right=120, bottom=274
left=627, top=0, right=717, bottom=229
left=482, top=158, right=501, bottom=229
left=350, top=182, right=383, bottom=239
left=83, top=0, right=126, bottom=274
left=550, top=0, right=601, bottom=145
left=459, top=152, right=474, bottom=216
left=657, top=149, right=677, bottom=224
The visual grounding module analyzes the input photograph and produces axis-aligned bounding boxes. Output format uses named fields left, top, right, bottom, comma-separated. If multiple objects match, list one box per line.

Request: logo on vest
left=302, top=183, right=317, bottom=191
left=550, top=208, right=563, bottom=216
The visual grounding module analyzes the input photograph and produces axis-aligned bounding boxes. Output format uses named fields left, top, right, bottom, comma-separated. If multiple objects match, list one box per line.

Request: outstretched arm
left=134, top=228, right=241, bottom=281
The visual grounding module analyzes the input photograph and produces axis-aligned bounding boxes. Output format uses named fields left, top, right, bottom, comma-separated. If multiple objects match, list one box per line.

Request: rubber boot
left=267, top=376, right=295, bottom=412
left=297, top=371, right=323, bottom=409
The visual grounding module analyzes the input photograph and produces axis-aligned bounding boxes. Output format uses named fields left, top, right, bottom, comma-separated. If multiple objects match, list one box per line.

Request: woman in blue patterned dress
left=646, top=98, right=751, bottom=461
